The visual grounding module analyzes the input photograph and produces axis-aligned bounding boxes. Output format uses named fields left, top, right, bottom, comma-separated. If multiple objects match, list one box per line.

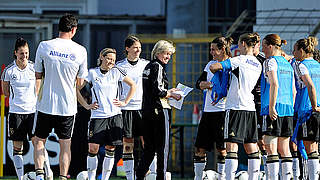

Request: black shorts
left=8, top=113, right=35, bottom=141
left=262, top=115, right=293, bottom=137
left=224, top=110, right=258, bottom=144
left=122, top=110, right=143, bottom=138
left=298, top=112, right=320, bottom=141
left=34, top=111, right=75, bottom=139
left=195, top=111, right=225, bottom=150
left=88, top=114, right=123, bottom=146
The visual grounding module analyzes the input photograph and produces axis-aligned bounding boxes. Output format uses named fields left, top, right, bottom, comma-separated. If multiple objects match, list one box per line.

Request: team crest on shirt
left=69, top=54, right=76, bottom=61
left=143, top=69, right=150, bottom=76
left=11, top=74, right=17, bottom=80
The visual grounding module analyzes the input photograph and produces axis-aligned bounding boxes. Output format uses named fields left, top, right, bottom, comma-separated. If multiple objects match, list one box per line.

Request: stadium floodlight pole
left=0, top=64, right=5, bottom=177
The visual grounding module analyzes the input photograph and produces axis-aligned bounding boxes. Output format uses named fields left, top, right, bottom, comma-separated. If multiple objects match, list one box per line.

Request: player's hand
left=171, top=93, right=182, bottom=101
left=269, top=107, right=278, bottom=121
left=199, top=81, right=212, bottom=90
left=168, top=88, right=182, bottom=100
left=85, top=102, right=99, bottom=110
left=113, top=99, right=126, bottom=107
left=313, top=106, right=320, bottom=112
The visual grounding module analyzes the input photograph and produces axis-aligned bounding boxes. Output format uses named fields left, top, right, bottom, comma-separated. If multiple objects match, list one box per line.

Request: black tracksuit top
left=142, top=59, right=169, bottom=110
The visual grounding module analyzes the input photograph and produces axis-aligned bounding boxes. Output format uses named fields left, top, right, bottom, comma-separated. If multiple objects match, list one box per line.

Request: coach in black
left=136, top=40, right=181, bottom=180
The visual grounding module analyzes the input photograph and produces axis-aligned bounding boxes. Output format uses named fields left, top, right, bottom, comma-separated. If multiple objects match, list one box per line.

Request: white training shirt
left=293, top=58, right=312, bottom=89
left=1, top=61, right=36, bottom=114
left=35, top=38, right=88, bottom=116
left=202, top=60, right=226, bottom=112
left=223, top=55, right=262, bottom=111
left=116, top=58, right=149, bottom=110
left=86, top=67, right=126, bottom=118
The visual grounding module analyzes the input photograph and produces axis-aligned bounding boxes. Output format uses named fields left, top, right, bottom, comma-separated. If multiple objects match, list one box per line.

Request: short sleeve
left=115, top=67, right=126, bottom=81
left=297, top=63, right=309, bottom=76
left=221, top=56, right=241, bottom=71
left=204, top=61, right=214, bottom=72
left=34, top=42, right=44, bottom=73
left=77, top=47, right=88, bottom=79
left=86, top=69, right=93, bottom=83
left=266, top=58, right=278, bottom=72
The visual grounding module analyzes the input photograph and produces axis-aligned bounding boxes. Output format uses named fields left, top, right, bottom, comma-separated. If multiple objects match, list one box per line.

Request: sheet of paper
left=169, top=83, right=193, bottom=110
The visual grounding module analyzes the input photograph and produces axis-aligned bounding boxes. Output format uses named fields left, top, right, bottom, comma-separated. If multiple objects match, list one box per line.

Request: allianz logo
left=49, top=51, right=76, bottom=61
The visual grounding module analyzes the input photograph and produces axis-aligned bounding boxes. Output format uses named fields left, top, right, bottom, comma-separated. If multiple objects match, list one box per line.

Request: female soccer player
left=293, top=36, right=320, bottom=180
left=193, top=36, right=233, bottom=180
left=116, top=35, right=150, bottom=180
left=210, top=33, right=262, bottom=180
left=1, top=38, right=53, bottom=180
left=261, top=34, right=295, bottom=180
left=76, top=48, right=136, bottom=180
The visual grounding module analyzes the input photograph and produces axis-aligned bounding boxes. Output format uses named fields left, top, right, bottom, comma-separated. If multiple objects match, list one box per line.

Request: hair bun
left=281, top=40, right=287, bottom=45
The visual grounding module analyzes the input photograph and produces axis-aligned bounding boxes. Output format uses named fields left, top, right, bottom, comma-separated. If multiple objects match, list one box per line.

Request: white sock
left=43, top=149, right=53, bottom=179
left=123, top=159, right=134, bottom=180
left=248, top=158, right=260, bottom=180
left=281, top=160, right=293, bottom=180
left=13, top=154, right=24, bottom=180
left=225, top=159, right=238, bottom=180
left=262, top=153, right=268, bottom=179
left=267, top=162, right=279, bottom=180
left=149, top=154, right=157, bottom=174
left=217, top=162, right=226, bottom=180
left=308, top=159, right=319, bottom=180
left=292, top=157, right=300, bottom=180
left=87, top=155, right=98, bottom=180
left=194, top=162, right=205, bottom=180
left=101, top=155, right=114, bottom=180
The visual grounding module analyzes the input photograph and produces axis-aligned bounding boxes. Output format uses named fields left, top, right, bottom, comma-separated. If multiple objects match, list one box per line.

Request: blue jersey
left=260, top=56, right=294, bottom=116
left=294, top=59, right=320, bottom=121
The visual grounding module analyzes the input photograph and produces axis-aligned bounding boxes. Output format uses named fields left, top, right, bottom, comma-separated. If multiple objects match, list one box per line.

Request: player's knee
left=193, top=149, right=206, bottom=163
left=194, top=148, right=206, bottom=157
left=264, top=135, right=277, bottom=145
left=123, top=142, right=134, bottom=154
left=88, top=145, right=99, bottom=154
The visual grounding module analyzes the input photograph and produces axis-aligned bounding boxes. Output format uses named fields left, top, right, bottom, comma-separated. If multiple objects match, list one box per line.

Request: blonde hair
left=151, top=40, right=175, bottom=60
left=97, top=48, right=116, bottom=66
left=295, top=36, right=318, bottom=54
